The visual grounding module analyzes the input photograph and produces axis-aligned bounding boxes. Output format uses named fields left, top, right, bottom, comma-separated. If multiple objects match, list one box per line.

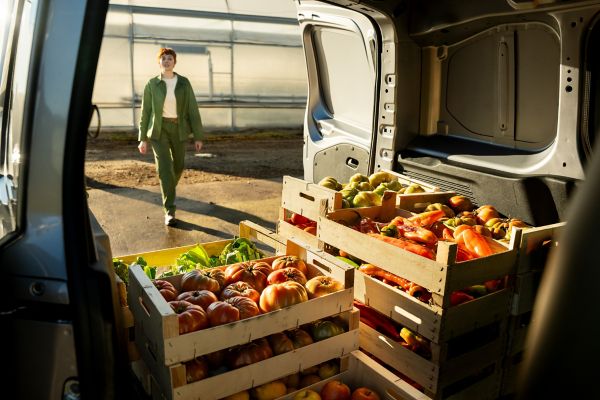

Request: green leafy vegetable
left=176, top=245, right=211, bottom=270
left=112, top=258, right=129, bottom=285
left=218, top=237, right=264, bottom=265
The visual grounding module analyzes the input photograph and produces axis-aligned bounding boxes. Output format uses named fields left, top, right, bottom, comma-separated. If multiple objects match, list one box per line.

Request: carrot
left=367, top=233, right=436, bottom=260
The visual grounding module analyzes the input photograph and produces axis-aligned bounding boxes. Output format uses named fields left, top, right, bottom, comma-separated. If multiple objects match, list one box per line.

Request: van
left=1, top=0, right=598, bottom=398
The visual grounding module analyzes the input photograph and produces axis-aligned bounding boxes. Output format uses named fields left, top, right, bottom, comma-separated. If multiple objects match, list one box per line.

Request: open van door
left=0, top=1, right=132, bottom=398
left=296, top=1, right=381, bottom=183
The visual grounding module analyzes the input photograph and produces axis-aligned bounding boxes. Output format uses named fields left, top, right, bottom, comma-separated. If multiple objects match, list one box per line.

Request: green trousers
left=150, top=120, right=186, bottom=216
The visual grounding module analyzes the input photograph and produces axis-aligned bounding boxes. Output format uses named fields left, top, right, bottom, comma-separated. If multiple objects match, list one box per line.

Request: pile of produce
left=111, top=237, right=265, bottom=284
left=180, top=316, right=347, bottom=385
left=284, top=212, right=317, bottom=236
left=318, top=171, right=427, bottom=209
left=151, top=255, right=345, bottom=335
left=219, top=366, right=381, bottom=400
left=344, top=196, right=530, bottom=262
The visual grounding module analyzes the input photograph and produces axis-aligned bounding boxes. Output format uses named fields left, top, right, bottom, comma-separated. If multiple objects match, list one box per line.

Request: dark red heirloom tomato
left=154, top=279, right=178, bottom=301
left=206, top=300, right=241, bottom=326
left=181, top=269, right=223, bottom=294
left=224, top=261, right=272, bottom=292
left=184, top=357, right=209, bottom=383
left=226, top=338, right=273, bottom=369
left=169, top=300, right=209, bottom=334
left=224, top=296, right=260, bottom=320
left=176, top=290, right=218, bottom=310
left=271, top=255, right=307, bottom=275
left=220, top=281, right=260, bottom=304
left=259, top=281, right=308, bottom=313
left=267, top=267, right=307, bottom=285
left=267, top=332, right=294, bottom=355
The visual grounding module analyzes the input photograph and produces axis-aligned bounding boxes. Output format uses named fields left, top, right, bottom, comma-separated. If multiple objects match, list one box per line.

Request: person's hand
left=194, top=140, right=203, bottom=153
left=138, top=141, right=148, bottom=154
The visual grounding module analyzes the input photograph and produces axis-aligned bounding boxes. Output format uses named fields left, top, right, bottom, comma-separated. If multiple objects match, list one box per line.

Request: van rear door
left=296, top=1, right=380, bottom=183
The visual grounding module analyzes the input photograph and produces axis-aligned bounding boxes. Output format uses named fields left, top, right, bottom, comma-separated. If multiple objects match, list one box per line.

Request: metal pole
left=207, top=51, right=214, bottom=101
left=129, top=7, right=136, bottom=131
left=225, top=0, right=235, bottom=131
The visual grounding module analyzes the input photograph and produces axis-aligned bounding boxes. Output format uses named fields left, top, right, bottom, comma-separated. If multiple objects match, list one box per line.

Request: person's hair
left=157, top=48, right=177, bottom=63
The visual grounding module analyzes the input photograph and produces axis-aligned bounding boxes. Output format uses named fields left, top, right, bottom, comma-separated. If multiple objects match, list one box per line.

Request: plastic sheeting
left=92, top=0, right=306, bottom=130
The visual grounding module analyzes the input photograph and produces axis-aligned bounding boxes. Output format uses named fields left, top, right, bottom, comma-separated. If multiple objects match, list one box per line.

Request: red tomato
left=206, top=300, right=241, bottom=326
left=259, top=281, right=308, bottom=313
left=351, top=387, right=381, bottom=400
left=286, top=328, right=314, bottom=349
left=181, top=269, right=222, bottom=294
left=225, top=261, right=272, bottom=292
left=267, top=267, right=307, bottom=285
left=305, top=276, right=344, bottom=299
left=321, top=380, right=351, bottom=400
left=220, top=281, right=260, bottom=304
left=154, top=279, right=178, bottom=301
left=224, top=296, right=260, bottom=320
left=267, top=332, right=294, bottom=355
left=271, top=255, right=308, bottom=275
left=184, top=357, right=209, bottom=383
left=169, top=300, right=209, bottom=334
left=226, top=338, right=273, bottom=369
left=176, top=290, right=218, bottom=310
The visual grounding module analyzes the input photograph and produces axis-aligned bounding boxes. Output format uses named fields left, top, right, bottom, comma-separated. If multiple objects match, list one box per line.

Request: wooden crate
left=358, top=320, right=504, bottom=398
left=509, top=270, right=542, bottom=316
left=147, top=310, right=359, bottom=400
left=280, top=350, right=430, bottom=400
left=129, top=240, right=354, bottom=366
left=516, top=222, right=565, bottom=275
left=319, top=203, right=521, bottom=309
left=277, top=214, right=320, bottom=249
left=355, top=269, right=512, bottom=342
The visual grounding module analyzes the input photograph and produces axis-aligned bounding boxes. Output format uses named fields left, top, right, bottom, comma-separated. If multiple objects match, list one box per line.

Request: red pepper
left=353, top=300, right=401, bottom=341
left=367, top=233, right=436, bottom=260
left=408, top=210, right=446, bottom=228
left=387, top=217, right=438, bottom=246
left=450, top=291, right=475, bottom=306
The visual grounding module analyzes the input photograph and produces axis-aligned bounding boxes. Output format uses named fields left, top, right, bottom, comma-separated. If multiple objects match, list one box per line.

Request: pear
left=340, top=187, right=358, bottom=202
left=404, top=183, right=425, bottom=194
left=368, top=171, right=394, bottom=187
left=352, top=191, right=381, bottom=207
left=318, top=176, right=340, bottom=191
left=349, top=173, right=369, bottom=184
left=356, top=181, right=374, bottom=191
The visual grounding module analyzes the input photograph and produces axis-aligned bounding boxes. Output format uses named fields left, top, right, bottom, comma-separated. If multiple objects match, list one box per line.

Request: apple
left=351, top=387, right=381, bottom=400
left=320, top=380, right=351, bottom=400
left=294, top=389, right=322, bottom=400
left=318, top=361, right=340, bottom=380
left=251, top=380, right=287, bottom=400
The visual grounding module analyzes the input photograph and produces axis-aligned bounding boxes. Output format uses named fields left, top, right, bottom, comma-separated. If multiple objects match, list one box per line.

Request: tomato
left=287, top=328, right=314, bottom=349
left=290, top=213, right=311, bottom=226
left=267, top=332, right=294, bottom=355
left=206, top=300, right=241, bottom=326
left=220, top=281, right=260, bottom=304
left=226, top=337, right=273, bottom=369
left=311, top=320, right=345, bottom=342
left=224, top=296, right=260, bottom=320
left=154, top=279, right=178, bottom=301
left=351, top=387, right=381, bottom=400
left=448, top=195, right=474, bottom=212
left=304, top=225, right=317, bottom=235
left=176, top=290, right=218, bottom=310
left=259, top=281, right=308, bottom=313
left=320, top=380, right=351, bottom=400
left=181, top=269, right=221, bottom=294
left=271, top=255, right=308, bottom=275
left=204, top=348, right=227, bottom=368
left=267, top=267, right=307, bottom=285
left=475, top=205, right=500, bottom=225
left=225, top=261, right=272, bottom=292
left=184, top=356, right=209, bottom=383
left=169, top=300, right=209, bottom=334
left=305, top=276, right=344, bottom=299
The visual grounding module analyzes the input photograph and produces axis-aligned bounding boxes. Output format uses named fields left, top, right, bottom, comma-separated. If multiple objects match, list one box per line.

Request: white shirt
left=162, top=75, right=178, bottom=118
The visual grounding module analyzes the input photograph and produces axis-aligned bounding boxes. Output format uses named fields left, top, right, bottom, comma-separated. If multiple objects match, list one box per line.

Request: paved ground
left=85, top=130, right=303, bottom=257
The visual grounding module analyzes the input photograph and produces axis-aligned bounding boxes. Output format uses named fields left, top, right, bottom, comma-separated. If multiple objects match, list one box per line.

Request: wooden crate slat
left=396, top=191, right=456, bottom=212
left=517, top=222, right=565, bottom=274
left=281, top=175, right=340, bottom=219
left=277, top=218, right=320, bottom=249
left=117, top=239, right=231, bottom=267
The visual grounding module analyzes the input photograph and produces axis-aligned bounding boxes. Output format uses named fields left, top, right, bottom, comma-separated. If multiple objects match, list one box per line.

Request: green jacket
left=138, top=73, right=204, bottom=142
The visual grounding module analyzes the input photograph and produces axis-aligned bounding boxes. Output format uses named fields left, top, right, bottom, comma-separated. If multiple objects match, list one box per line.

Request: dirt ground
left=85, top=128, right=304, bottom=188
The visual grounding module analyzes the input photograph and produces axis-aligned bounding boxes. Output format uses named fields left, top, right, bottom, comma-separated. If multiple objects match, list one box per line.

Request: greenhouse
left=92, top=0, right=307, bottom=131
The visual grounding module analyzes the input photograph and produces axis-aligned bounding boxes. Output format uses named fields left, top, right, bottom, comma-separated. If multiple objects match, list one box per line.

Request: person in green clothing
left=138, top=48, right=204, bottom=226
